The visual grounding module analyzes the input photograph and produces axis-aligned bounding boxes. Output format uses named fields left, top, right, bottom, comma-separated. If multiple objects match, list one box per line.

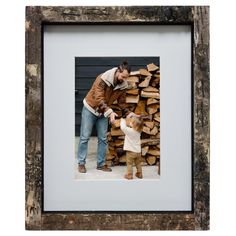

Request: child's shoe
left=124, top=173, right=133, bottom=180
left=135, top=172, right=143, bottom=179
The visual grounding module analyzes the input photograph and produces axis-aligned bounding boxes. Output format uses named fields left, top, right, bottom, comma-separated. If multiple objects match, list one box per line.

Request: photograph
left=25, top=6, right=209, bottom=230
left=75, top=57, right=160, bottom=180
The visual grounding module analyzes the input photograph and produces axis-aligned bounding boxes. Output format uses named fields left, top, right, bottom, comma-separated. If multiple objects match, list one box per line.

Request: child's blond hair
left=131, top=117, right=143, bottom=133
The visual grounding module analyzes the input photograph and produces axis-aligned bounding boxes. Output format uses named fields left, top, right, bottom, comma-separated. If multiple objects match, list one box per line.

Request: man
left=77, top=61, right=137, bottom=173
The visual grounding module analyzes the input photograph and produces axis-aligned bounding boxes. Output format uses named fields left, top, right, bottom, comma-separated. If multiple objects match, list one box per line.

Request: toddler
left=120, top=116, right=143, bottom=180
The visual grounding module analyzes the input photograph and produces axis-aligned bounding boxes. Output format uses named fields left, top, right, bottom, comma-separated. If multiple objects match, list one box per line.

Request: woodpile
left=106, top=63, right=160, bottom=170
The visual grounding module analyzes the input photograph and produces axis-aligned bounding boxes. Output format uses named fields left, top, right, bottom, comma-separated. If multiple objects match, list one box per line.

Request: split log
left=111, top=128, right=124, bottom=136
left=154, top=113, right=160, bottom=122
left=144, top=121, right=154, bottom=129
left=143, top=126, right=158, bottom=136
left=115, top=139, right=124, bottom=147
left=153, top=73, right=160, bottom=78
left=151, top=80, right=159, bottom=87
left=134, top=100, right=148, bottom=115
left=138, top=76, right=151, bottom=87
left=130, top=71, right=140, bottom=76
left=141, top=139, right=160, bottom=146
left=141, top=91, right=160, bottom=99
left=126, top=94, right=140, bottom=103
left=147, top=104, right=160, bottom=115
left=126, top=89, right=139, bottom=95
left=150, top=133, right=160, bottom=139
left=147, top=63, right=159, bottom=72
left=147, top=149, right=160, bottom=156
left=143, top=86, right=159, bottom=92
left=108, top=148, right=118, bottom=158
left=139, top=69, right=152, bottom=76
left=147, top=98, right=159, bottom=105
left=106, top=153, right=116, bottom=161
left=146, top=155, right=157, bottom=165
left=142, top=126, right=151, bottom=135
left=150, top=126, right=158, bottom=135
left=127, top=75, right=139, bottom=83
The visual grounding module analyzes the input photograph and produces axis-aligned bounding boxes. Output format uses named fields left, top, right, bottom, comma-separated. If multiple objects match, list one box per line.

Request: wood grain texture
left=25, top=6, right=209, bottom=230
left=193, top=6, right=210, bottom=230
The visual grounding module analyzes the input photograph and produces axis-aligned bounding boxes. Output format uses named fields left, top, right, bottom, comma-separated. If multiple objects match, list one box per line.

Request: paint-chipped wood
left=25, top=6, right=209, bottom=230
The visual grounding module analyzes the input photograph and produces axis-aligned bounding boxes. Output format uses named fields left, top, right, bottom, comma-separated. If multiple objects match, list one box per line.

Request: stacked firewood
left=106, top=63, right=160, bottom=168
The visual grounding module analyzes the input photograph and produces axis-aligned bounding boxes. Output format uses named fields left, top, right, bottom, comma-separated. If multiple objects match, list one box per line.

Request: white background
left=44, top=25, right=191, bottom=211
left=0, top=0, right=235, bottom=235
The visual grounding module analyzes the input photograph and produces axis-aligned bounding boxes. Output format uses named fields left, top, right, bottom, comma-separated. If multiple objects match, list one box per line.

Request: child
left=120, top=116, right=144, bottom=180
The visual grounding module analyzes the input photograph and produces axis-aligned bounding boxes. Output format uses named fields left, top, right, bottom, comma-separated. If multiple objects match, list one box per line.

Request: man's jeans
left=77, top=106, right=108, bottom=167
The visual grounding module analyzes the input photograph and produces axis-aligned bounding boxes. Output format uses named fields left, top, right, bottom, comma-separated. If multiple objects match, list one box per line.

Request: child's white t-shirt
left=120, top=118, right=141, bottom=153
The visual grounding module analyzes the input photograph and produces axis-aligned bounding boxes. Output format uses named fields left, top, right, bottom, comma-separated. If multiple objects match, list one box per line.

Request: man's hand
left=109, top=112, right=118, bottom=124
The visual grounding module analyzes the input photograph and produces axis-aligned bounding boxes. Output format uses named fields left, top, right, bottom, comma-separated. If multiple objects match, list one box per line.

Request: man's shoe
left=78, top=164, right=87, bottom=173
left=96, top=165, right=112, bottom=172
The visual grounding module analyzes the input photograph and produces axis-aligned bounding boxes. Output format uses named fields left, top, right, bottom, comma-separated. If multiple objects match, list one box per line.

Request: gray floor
left=75, top=137, right=160, bottom=180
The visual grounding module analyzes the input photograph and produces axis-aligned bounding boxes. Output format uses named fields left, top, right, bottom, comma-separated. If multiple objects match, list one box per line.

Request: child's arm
left=120, top=118, right=131, bottom=135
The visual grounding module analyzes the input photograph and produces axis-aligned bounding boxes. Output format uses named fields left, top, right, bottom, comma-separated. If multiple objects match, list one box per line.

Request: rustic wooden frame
left=25, top=6, right=209, bottom=230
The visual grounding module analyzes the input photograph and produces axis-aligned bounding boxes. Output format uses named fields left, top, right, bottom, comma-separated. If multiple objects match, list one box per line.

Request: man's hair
left=118, top=60, right=131, bottom=73
left=131, top=117, right=144, bottom=133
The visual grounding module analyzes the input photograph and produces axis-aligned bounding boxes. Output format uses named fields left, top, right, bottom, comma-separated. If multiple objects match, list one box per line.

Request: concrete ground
left=75, top=137, right=160, bottom=180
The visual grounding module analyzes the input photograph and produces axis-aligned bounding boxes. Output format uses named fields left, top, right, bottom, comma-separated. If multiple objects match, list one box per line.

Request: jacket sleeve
left=117, top=90, right=131, bottom=117
left=94, top=78, right=113, bottom=117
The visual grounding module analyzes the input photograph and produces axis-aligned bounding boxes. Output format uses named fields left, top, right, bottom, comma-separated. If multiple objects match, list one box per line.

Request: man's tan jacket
left=84, top=67, right=130, bottom=117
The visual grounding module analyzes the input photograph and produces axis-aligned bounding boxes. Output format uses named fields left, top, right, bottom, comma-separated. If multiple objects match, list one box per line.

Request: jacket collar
left=101, top=67, right=128, bottom=90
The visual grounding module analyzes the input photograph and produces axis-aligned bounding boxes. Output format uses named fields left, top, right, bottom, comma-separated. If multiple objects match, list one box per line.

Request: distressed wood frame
left=25, top=6, right=209, bottom=230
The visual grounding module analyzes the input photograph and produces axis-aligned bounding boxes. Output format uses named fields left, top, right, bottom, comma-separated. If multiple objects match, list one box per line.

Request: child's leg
left=125, top=151, right=133, bottom=179
left=134, top=153, right=143, bottom=178
left=126, top=152, right=133, bottom=174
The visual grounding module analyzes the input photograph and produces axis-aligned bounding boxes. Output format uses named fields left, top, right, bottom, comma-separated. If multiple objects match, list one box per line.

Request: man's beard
left=116, top=78, right=124, bottom=84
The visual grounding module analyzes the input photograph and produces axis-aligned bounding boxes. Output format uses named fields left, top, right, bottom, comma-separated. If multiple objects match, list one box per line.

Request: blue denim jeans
left=77, top=106, right=108, bottom=167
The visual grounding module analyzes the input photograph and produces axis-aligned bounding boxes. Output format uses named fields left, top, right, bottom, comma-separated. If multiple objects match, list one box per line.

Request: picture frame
left=25, top=6, right=209, bottom=230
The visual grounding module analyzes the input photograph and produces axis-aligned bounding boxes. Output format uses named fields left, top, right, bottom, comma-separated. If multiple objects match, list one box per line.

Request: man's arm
left=94, top=79, right=113, bottom=117
left=94, top=78, right=117, bottom=122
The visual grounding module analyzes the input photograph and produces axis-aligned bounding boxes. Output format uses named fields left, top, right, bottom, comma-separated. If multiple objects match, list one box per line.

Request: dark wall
left=75, top=57, right=160, bottom=136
